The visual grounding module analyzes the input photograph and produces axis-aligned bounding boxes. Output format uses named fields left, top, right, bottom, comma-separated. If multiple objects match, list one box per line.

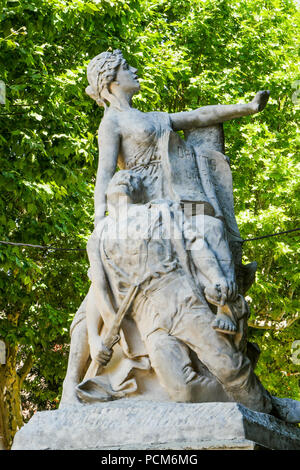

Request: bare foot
left=212, top=312, right=237, bottom=335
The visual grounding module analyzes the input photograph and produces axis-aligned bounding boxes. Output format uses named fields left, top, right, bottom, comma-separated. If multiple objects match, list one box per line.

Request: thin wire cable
left=242, top=227, right=300, bottom=242
left=0, top=240, right=86, bottom=251
left=0, top=227, right=299, bottom=252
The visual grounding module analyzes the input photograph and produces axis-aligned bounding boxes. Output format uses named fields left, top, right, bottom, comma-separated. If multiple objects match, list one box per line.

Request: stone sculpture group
left=57, top=50, right=299, bottom=425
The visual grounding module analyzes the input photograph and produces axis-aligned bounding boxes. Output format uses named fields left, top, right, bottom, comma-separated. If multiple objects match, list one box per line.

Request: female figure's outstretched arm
left=170, top=90, right=270, bottom=131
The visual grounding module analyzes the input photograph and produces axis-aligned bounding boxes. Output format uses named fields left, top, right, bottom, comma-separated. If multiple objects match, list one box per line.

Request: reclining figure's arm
left=86, top=222, right=116, bottom=366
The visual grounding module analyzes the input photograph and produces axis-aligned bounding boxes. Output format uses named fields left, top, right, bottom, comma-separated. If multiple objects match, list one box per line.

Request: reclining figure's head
left=106, top=170, right=144, bottom=207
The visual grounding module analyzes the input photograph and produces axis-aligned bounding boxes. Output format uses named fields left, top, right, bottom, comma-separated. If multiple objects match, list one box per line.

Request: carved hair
left=86, top=49, right=125, bottom=109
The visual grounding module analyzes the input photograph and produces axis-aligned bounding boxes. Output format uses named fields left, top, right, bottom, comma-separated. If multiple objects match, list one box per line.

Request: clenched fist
left=89, top=336, right=112, bottom=366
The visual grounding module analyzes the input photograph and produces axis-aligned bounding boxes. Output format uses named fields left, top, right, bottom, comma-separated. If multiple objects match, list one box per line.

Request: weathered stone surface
left=61, top=50, right=279, bottom=419
left=58, top=51, right=299, bottom=438
left=12, top=400, right=300, bottom=450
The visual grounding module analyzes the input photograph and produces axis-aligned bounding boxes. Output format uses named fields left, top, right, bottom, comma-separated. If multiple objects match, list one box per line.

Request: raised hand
left=251, top=90, right=270, bottom=113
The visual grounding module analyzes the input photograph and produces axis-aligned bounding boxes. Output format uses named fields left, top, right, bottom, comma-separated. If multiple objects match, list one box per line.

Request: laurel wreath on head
left=86, top=49, right=124, bottom=107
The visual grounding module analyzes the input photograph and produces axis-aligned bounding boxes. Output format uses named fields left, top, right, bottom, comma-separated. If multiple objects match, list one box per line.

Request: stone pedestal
left=12, top=400, right=300, bottom=450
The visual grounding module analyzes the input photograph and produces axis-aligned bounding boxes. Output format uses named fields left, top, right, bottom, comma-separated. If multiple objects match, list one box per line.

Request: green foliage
left=0, top=0, right=299, bottom=416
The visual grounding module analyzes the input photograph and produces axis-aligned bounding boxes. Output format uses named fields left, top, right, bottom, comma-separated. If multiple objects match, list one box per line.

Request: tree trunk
left=0, top=402, right=6, bottom=450
left=0, top=344, right=24, bottom=450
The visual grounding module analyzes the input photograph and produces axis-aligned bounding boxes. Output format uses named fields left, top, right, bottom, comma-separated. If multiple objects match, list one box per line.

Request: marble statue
left=60, top=50, right=300, bottom=425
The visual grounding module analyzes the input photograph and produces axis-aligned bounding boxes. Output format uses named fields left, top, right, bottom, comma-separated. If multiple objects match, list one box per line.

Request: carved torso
left=101, top=203, right=179, bottom=298
left=115, top=109, right=172, bottom=170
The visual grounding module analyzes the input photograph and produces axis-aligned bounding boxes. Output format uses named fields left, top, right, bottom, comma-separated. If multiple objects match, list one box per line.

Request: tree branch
left=248, top=314, right=299, bottom=331
left=18, top=353, right=33, bottom=388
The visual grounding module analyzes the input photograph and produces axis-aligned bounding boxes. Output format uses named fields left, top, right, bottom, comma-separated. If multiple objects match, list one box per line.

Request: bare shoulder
left=98, top=109, right=121, bottom=137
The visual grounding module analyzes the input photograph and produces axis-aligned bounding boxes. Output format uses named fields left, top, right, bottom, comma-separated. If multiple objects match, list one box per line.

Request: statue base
left=12, top=400, right=300, bottom=450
